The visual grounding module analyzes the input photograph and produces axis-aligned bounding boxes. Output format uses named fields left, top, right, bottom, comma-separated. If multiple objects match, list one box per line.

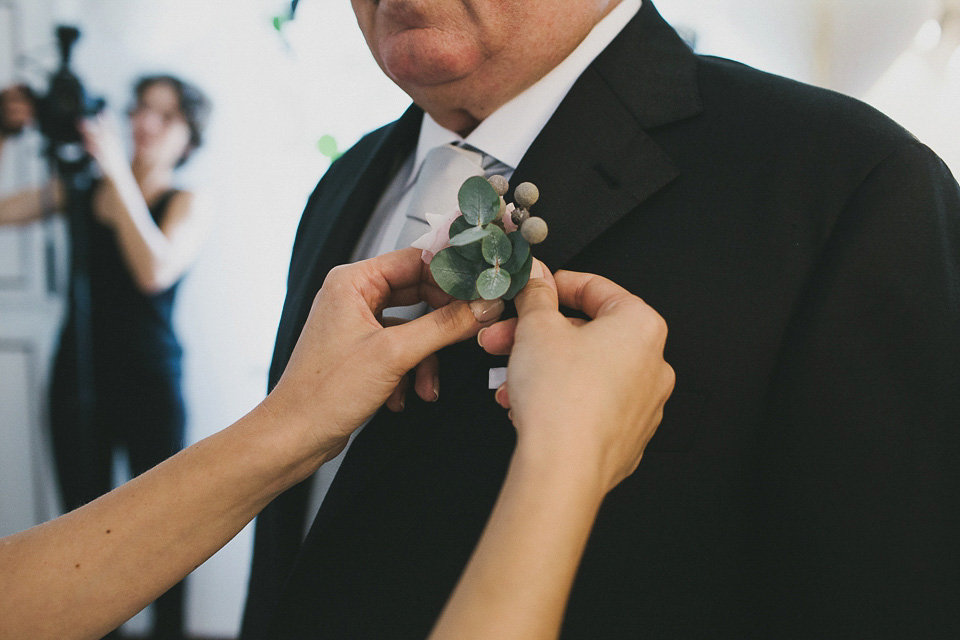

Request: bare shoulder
left=158, top=188, right=213, bottom=236
left=168, top=188, right=196, bottom=212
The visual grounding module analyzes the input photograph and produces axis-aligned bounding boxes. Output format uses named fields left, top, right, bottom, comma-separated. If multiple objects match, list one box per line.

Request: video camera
left=1, top=25, right=106, bottom=175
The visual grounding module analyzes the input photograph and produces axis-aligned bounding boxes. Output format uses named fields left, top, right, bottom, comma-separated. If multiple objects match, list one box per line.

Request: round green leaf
left=430, top=247, right=481, bottom=300
left=500, top=231, right=530, bottom=273
left=502, top=254, right=533, bottom=300
left=454, top=238, right=484, bottom=262
left=476, top=267, right=511, bottom=300
left=449, top=215, right=471, bottom=237
left=481, top=225, right=512, bottom=266
left=458, top=176, right=501, bottom=226
left=448, top=216, right=484, bottom=261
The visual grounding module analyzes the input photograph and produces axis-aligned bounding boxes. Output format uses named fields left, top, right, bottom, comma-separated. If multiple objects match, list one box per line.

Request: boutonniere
left=413, top=175, right=548, bottom=301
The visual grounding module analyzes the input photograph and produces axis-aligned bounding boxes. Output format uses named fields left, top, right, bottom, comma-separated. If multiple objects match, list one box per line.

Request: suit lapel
left=510, top=0, right=701, bottom=269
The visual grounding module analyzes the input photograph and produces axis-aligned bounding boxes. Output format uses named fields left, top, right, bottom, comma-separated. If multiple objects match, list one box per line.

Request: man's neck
left=421, top=0, right=635, bottom=137
left=420, top=0, right=641, bottom=169
left=432, top=109, right=482, bottom=139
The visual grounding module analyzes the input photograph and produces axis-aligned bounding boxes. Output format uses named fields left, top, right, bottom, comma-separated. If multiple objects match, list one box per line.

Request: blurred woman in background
left=0, top=74, right=211, bottom=640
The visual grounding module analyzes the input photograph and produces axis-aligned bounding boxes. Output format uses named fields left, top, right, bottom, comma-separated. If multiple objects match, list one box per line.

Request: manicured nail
left=530, top=259, right=544, bottom=279
left=432, top=376, right=440, bottom=402
left=470, top=297, right=504, bottom=323
left=477, top=327, right=488, bottom=348
left=398, top=396, right=405, bottom=411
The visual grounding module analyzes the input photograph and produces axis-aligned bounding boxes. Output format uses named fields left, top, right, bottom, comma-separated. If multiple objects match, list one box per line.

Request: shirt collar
left=409, top=0, right=641, bottom=185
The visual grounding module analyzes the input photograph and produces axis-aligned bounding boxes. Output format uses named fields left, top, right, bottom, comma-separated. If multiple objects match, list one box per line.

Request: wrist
left=510, top=433, right=609, bottom=510
left=253, top=393, right=339, bottom=484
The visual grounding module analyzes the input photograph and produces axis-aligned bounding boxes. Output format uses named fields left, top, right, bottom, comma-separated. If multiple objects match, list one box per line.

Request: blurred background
left=0, top=0, right=957, bottom=637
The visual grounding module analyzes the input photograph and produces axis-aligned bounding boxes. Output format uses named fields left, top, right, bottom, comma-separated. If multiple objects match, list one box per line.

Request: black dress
left=49, top=186, right=186, bottom=639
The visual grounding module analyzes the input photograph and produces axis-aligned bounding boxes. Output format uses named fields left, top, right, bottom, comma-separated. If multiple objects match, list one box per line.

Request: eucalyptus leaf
left=449, top=215, right=471, bottom=237
left=449, top=225, right=492, bottom=247
left=430, top=247, right=482, bottom=300
left=448, top=216, right=481, bottom=264
left=476, top=267, right=511, bottom=300
left=454, top=236, right=484, bottom=262
left=500, top=231, right=530, bottom=273
left=458, top=176, right=501, bottom=226
left=502, top=254, right=533, bottom=300
left=481, top=225, right=512, bottom=266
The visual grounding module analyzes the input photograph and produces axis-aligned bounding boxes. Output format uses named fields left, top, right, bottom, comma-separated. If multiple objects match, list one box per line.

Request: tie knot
left=408, top=144, right=487, bottom=218
left=416, top=143, right=508, bottom=182
left=418, top=143, right=482, bottom=178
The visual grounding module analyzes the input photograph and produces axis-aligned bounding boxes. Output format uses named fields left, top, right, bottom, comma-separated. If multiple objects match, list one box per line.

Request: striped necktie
left=394, top=143, right=509, bottom=250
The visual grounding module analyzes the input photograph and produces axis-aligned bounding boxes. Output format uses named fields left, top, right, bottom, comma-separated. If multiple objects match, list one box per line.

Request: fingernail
left=432, top=377, right=440, bottom=402
left=398, top=397, right=405, bottom=411
left=530, top=260, right=544, bottom=279
left=470, top=298, right=504, bottom=323
left=495, top=383, right=507, bottom=407
left=477, top=327, right=488, bottom=348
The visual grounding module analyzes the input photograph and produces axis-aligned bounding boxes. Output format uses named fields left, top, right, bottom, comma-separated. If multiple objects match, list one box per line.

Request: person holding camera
left=0, top=74, right=211, bottom=640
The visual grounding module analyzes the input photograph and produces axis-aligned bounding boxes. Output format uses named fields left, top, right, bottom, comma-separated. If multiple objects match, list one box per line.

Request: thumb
left=513, top=259, right=559, bottom=318
left=387, top=298, right=502, bottom=370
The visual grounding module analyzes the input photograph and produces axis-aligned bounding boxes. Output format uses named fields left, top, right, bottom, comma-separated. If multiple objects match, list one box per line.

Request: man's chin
left=379, top=36, right=481, bottom=90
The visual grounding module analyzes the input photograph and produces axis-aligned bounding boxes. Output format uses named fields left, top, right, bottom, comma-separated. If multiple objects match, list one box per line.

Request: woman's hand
left=0, top=84, right=34, bottom=137
left=80, top=112, right=129, bottom=179
left=263, top=248, right=503, bottom=463
left=81, top=112, right=139, bottom=228
left=432, top=264, right=673, bottom=640
left=480, top=261, right=674, bottom=494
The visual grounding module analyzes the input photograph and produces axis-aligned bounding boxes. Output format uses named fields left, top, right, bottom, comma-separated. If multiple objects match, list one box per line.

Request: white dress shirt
left=304, top=0, right=642, bottom=536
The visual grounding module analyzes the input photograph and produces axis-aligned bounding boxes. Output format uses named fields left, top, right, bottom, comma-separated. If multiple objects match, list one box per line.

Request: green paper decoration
left=317, top=135, right=344, bottom=162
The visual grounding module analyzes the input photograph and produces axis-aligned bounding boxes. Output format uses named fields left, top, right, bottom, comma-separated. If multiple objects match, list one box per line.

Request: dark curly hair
left=132, top=74, right=211, bottom=167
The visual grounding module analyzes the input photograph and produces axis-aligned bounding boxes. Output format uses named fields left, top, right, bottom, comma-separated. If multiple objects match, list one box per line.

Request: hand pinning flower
left=420, top=175, right=548, bottom=301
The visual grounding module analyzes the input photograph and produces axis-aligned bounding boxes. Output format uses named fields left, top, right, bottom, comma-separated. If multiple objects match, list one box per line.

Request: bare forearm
left=0, top=403, right=326, bottom=640
left=430, top=439, right=607, bottom=640
left=99, top=174, right=181, bottom=293
left=0, top=182, right=61, bottom=225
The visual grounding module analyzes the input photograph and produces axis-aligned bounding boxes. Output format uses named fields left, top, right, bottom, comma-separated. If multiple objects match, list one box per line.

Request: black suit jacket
left=243, top=2, right=960, bottom=637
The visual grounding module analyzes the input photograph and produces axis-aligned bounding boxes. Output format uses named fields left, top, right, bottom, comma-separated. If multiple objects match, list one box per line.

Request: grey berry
left=521, top=216, right=548, bottom=244
left=514, top=182, right=539, bottom=208
left=488, top=175, right=509, bottom=196
left=511, top=206, right=529, bottom=227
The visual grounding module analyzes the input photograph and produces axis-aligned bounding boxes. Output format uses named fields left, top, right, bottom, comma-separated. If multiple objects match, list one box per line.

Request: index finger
left=553, top=270, right=640, bottom=320
left=346, top=248, right=451, bottom=312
